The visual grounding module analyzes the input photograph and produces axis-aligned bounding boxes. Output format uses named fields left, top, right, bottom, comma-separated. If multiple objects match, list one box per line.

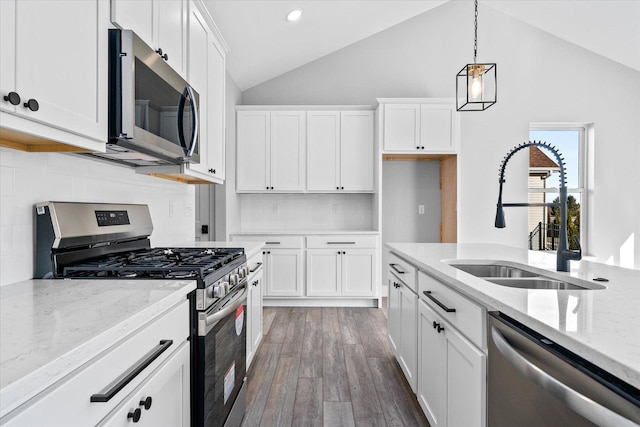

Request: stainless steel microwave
left=106, top=29, right=199, bottom=165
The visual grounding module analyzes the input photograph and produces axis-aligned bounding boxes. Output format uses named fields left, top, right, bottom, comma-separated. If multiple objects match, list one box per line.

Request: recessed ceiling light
left=286, top=9, right=302, bottom=22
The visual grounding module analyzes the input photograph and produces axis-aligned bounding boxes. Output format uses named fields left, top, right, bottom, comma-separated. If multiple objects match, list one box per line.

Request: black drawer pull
left=90, top=340, right=173, bottom=402
left=265, top=241, right=280, bottom=245
left=249, top=262, right=262, bottom=273
left=327, top=242, right=356, bottom=245
left=389, top=263, right=405, bottom=274
left=423, top=291, right=456, bottom=313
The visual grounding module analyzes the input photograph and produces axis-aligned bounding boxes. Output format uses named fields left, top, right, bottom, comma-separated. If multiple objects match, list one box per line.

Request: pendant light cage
left=456, top=0, right=497, bottom=111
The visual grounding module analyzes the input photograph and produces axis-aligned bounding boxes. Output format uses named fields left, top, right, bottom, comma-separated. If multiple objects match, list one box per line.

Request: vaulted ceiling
left=203, top=1, right=640, bottom=91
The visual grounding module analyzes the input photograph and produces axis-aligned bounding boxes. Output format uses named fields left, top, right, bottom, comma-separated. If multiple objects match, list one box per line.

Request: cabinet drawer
left=306, top=235, right=377, bottom=249
left=1, top=300, right=190, bottom=427
left=388, top=252, right=417, bottom=292
left=231, top=234, right=303, bottom=249
left=418, top=271, right=485, bottom=348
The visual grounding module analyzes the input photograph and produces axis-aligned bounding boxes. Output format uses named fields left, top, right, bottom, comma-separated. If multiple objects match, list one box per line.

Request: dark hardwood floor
left=242, top=304, right=430, bottom=427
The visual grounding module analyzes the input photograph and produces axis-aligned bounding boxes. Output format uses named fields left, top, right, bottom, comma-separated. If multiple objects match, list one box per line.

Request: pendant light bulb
left=470, top=73, right=483, bottom=99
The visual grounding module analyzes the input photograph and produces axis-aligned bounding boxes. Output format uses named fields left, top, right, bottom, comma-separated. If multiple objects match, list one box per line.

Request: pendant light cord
left=473, top=0, right=478, bottom=64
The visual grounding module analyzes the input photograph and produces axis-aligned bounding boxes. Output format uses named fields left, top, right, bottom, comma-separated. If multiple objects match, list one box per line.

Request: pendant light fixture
left=456, top=0, right=497, bottom=111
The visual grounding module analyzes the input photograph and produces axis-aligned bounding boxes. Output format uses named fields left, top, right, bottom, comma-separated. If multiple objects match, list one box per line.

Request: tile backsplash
left=237, top=193, right=374, bottom=232
left=0, top=147, right=195, bottom=286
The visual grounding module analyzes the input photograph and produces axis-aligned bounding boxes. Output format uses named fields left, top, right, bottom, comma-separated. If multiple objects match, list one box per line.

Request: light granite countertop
left=386, top=243, right=640, bottom=389
left=229, top=230, right=379, bottom=236
left=0, top=279, right=195, bottom=417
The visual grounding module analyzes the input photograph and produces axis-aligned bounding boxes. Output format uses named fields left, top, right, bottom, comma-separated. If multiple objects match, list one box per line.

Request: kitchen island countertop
left=386, top=243, right=640, bottom=389
left=0, top=279, right=195, bottom=417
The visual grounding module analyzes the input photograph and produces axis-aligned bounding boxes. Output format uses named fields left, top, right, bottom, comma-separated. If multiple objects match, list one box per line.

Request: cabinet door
left=156, top=0, right=186, bottom=78
left=185, top=3, right=209, bottom=175
left=99, top=342, right=190, bottom=427
left=236, top=111, right=269, bottom=191
left=417, top=300, right=447, bottom=427
left=387, top=275, right=401, bottom=355
left=265, top=249, right=302, bottom=297
left=383, top=104, right=420, bottom=151
left=204, top=36, right=226, bottom=180
left=111, top=0, right=154, bottom=49
left=420, top=105, right=456, bottom=153
left=398, top=284, right=418, bottom=392
left=445, top=322, right=486, bottom=427
left=251, top=270, right=263, bottom=353
left=1, top=0, right=107, bottom=141
left=306, top=111, right=339, bottom=191
left=270, top=111, right=306, bottom=192
left=341, top=249, right=375, bottom=297
left=340, top=111, right=374, bottom=191
left=306, top=249, right=341, bottom=296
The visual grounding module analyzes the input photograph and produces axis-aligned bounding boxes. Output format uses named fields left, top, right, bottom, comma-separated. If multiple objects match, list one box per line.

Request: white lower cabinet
left=0, top=300, right=190, bottom=427
left=98, top=342, right=190, bottom=427
left=417, top=299, right=486, bottom=427
left=264, top=248, right=303, bottom=297
left=231, top=234, right=379, bottom=302
left=387, top=270, right=418, bottom=392
left=306, top=248, right=376, bottom=297
left=246, top=252, right=264, bottom=368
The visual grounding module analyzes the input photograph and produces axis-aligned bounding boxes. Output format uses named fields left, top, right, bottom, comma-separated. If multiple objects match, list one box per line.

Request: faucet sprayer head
left=495, top=200, right=506, bottom=228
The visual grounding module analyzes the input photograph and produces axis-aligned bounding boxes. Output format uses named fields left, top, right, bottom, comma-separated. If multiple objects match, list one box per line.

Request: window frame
left=528, top=123, right=591, bottom=255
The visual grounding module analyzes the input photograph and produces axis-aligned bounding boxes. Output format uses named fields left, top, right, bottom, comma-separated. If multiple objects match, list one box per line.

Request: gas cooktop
left=61, top=247, right=244, bottom=283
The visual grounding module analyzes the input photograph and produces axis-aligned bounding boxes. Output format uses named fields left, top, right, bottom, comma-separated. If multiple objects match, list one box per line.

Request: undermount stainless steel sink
left=451, top=264, right=539, bottom=278
left=485, top=278, right=596, bottom=290
left=448, top=261, right=606, bottom=290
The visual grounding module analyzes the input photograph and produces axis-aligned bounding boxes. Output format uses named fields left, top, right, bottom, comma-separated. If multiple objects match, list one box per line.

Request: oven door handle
left=205, top=285, right=248, bottom=328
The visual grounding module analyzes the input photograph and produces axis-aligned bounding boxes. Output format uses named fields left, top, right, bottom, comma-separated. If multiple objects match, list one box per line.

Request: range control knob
left=229, top=274, right=239, bottom=286
left=238, top=269, right=246, bottom=280
left=212, top=282, right=228, bottom=298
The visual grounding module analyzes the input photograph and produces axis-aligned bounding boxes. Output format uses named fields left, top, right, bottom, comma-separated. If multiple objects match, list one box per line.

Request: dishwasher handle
left=491, top=326, right=639, bottom=427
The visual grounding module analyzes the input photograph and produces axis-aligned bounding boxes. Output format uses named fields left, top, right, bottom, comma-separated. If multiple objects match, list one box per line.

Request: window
left=527, top=125, right=588, bottom=253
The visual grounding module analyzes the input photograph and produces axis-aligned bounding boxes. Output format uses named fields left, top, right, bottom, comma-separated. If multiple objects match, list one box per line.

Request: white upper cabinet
left=380, top=99, right=459, bottom=154
left=0, top=0, right=108, bottom=151
left=236, top=110, right=306, bottom=192
left=382, top=104, right=421, bottom=151
left=111, top=0, right=187, bottom=78
left=237, top=111, right=269, bottom=191
left=306, top=111, right=340, bottom=191
left=340, top=111, right=374, bottom=191
left=306, top=110, right=374, bottom=192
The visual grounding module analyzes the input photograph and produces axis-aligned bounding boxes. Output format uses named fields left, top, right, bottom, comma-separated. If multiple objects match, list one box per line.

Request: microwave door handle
left=177, top=88, right=189, bottom=155
left=185, top=86, right=198, bottom=158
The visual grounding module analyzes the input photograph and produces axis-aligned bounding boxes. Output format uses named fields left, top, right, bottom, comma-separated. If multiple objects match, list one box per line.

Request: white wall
left=0, top=147, right=195, bottom=285
left=241, top=2, right=640, bottom=269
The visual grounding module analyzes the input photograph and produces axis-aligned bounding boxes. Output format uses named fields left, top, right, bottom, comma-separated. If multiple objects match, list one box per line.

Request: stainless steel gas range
left=35, top=201, right=248, bottom=427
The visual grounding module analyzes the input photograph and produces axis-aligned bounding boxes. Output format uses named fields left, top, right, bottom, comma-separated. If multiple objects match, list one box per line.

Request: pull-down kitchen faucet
left=495, top=141, right=581, bottom=272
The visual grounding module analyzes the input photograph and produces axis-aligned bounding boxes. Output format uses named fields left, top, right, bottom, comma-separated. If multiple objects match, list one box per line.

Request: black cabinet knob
left=139, top=396, right=152, bottom=410
left=3, top=92, right=20, bottom=105
left=127, top=408, right=141, bottom=423
left=208, top=168, right=216, bottom=174
left=23, top=99, right=39, bottom=111
left=336, top=186, right=339, bottom=190
left=267, top=251, right=271, bottom=254
left=432, top=321, right=438, bottom=329
left=416, top=146, right=420, bottom=149
left=341, top=187, right=344, bottom=190
left=437, top=324, right=444, bottom=333
left=266, top=186, right=269, bottom=190
left=162, top=53, right=168, bottom=61
left=262, top=251, right=266, bottom=254
left=421, top=146, right=425, bottom=149
left=270, top=186, right=274, bottom=190
left=155, top=48, right=163, bottom=56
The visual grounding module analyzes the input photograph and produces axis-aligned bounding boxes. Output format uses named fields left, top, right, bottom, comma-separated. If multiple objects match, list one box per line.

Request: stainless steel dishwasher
left=488, top=312, right=640, bottom=426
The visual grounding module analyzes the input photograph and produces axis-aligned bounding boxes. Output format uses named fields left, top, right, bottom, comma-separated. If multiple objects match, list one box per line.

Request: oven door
left=195, top=283, right=247, bottom=427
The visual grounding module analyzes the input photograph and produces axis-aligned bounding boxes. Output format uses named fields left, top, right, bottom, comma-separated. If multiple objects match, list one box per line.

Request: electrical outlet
left=419, top=205, right=425, bottom=215
left=185, top=200, right=194, bottom=216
